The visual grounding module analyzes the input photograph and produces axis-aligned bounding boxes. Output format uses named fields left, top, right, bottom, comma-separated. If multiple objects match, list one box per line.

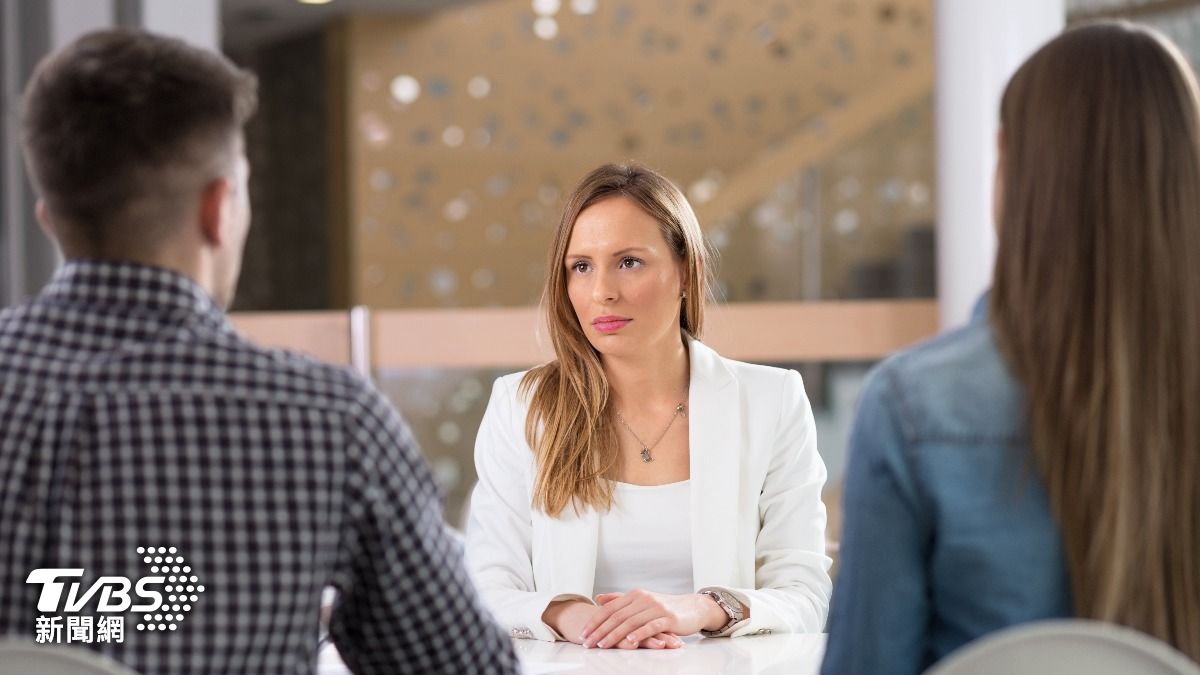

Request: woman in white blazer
left=465, top=162, right=831, bottom=650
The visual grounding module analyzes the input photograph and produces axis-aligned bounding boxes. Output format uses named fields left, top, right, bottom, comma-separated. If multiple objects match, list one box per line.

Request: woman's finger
left=616, top=615, right=673, bottom=648
left=618, top=635, right=644, bottom=650
left=655, top=632, right=683, bottom=649
left=634, top=631, right=679, bottom=650
left=586, top=601, right=647, bottom=647
left=595, top=608, right=662, bottom=649
left=580, top=593, right=635, bottom=642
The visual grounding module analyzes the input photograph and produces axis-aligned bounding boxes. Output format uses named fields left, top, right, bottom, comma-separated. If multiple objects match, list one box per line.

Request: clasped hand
left=577, top=589, right=725, bottom=649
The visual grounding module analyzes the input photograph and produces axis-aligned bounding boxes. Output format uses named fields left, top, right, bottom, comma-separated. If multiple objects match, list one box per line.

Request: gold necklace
left=615, top=403, right=687, bottom=463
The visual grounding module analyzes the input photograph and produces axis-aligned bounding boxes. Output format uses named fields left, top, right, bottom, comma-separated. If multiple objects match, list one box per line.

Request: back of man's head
left=21, top=29, right=257, bottom=257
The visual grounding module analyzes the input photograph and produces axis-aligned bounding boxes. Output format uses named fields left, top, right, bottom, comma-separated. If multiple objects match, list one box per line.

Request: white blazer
left=464, top=338, right=832, bottom=642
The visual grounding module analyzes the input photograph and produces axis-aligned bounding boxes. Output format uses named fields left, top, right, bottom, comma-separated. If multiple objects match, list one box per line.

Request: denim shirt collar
left=970, top=290, right=990, bottom=326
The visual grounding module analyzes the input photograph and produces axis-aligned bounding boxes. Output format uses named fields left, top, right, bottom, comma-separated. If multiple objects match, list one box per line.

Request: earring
left=680, top=290, right=687, bottom=299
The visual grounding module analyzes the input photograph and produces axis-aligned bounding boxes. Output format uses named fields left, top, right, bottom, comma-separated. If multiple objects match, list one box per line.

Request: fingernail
left=625, top=635, right=636, bottom=644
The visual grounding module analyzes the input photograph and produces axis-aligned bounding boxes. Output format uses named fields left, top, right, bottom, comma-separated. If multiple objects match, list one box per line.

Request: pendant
left=640, top=447, right=653, bottom=463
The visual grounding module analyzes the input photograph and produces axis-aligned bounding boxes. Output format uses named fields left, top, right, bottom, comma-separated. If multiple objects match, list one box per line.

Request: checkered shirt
left=0, top=260, right=519, bottom=674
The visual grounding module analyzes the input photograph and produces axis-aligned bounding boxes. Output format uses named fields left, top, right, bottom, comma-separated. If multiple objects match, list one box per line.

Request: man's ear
left=35, top=199, right=54, bottom=239
left=198, top=177, right=231, bottom=246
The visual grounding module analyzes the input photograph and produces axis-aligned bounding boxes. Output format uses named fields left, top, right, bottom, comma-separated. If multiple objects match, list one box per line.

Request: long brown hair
left=991, top=21, right=1200, bottom=658
left=520, top=163, right=712, bottom=517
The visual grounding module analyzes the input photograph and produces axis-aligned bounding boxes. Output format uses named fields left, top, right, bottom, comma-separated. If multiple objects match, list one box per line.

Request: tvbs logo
left=26, top=547, right=205, bottom=643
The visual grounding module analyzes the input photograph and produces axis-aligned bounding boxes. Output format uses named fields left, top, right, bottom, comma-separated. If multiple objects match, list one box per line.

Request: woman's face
left=564, top=196, right=686, bottom=359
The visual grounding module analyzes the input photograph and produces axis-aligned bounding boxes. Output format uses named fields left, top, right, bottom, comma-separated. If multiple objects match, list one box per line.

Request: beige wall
left=330, top=0, right=934, bottom=308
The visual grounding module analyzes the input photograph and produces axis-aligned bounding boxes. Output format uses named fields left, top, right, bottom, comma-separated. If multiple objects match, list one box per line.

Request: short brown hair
left=21, top=28, right=257, bottom=249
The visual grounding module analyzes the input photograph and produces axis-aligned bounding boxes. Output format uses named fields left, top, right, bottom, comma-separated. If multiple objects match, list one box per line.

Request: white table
left=319, top=634, right=826, bottom=675
left=515, top=634, right=826, bottom=674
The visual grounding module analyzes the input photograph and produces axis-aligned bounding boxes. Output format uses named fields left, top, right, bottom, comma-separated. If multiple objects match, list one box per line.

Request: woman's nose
left=592, top=269, right=618, bottom=304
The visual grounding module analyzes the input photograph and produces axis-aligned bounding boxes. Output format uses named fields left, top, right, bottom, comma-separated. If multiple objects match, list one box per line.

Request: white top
left=592, top=479, right=694, bottom=597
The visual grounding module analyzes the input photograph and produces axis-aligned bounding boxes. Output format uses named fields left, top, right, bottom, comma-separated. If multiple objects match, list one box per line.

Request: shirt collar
left=42, top=259, right=226, bottom=326
left=971, top=290, right=991, bottom=325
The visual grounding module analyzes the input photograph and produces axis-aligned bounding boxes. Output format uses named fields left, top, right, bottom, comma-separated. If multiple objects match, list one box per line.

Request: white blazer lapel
left=687, top=338, right=743, bottom=589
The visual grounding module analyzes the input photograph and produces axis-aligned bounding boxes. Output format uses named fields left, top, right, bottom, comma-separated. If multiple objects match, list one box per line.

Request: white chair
left=0, top=639, right=140, bottom=675
left=925, top=620, right=1200, bottom=675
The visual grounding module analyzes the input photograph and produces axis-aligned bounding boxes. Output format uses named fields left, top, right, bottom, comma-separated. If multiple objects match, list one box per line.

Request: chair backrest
left=925, top=620, right=1200, bottom=675
left=0, top=640, right=140, bottom=675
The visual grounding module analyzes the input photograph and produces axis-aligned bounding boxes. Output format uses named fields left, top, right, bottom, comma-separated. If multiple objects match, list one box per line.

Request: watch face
left=714, top=591, right=744, bottom=620
left=703, top=590, right=736, bottom=623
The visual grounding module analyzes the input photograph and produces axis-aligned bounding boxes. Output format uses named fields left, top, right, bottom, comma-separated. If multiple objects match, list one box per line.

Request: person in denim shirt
left=823, top=21, right=1200, bottom=674
left=820, top=294, right=1072, bottom=675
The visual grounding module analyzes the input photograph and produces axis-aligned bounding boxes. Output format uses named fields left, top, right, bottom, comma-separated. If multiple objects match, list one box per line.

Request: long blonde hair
left=991, top=21, right=1200, bottom=658
left=520, top=163, right=712, bottom=517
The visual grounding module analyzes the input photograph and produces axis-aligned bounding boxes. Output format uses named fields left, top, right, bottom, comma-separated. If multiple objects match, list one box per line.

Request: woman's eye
left=619, top=257, right=643, bottom=269
left=571, top=261, right=591, bottom=273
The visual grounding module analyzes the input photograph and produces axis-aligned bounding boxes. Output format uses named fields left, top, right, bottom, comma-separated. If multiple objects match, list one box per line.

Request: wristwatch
left=698, top=588, right=745, bottom=637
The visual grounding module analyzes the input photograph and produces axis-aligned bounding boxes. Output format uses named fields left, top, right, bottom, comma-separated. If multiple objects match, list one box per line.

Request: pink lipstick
left=592, top=315, right=631, bottom=333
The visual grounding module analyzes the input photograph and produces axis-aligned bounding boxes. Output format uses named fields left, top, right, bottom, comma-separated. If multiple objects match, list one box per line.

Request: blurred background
left=2, top=0, right=1195, bottom=536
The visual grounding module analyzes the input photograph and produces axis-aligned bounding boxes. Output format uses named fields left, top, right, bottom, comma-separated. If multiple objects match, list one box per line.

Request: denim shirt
left=820, top=294, right=1072, bottom=675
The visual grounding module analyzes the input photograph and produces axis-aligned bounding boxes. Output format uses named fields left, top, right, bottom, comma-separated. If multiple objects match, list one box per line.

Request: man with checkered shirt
left=0, top=28, right=518, bottom=674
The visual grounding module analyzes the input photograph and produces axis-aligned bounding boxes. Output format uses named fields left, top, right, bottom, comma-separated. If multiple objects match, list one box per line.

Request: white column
left=140, top=0, right=219, bottom=52
left=934, top=0, right=1064, bottom=328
